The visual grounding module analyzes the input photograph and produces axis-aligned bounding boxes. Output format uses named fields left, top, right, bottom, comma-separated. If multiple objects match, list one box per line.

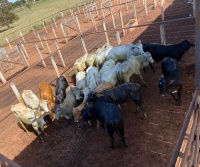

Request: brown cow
left=39, top=82, right=55, bottom=122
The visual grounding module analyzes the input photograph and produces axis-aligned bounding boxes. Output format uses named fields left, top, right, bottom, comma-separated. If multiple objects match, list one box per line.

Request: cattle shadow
left=11, top=1, right=195, bottom=167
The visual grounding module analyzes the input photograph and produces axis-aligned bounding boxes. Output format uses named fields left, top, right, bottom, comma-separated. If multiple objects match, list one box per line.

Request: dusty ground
left=0, top=0, right=196, bottom=167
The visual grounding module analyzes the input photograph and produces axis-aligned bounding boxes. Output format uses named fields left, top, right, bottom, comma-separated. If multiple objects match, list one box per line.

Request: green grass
left=0, top=0, right=88, bottom=47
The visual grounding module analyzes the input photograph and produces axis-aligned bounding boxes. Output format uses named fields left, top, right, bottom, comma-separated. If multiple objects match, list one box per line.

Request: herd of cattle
left=10, top=39, right=194, bottom=148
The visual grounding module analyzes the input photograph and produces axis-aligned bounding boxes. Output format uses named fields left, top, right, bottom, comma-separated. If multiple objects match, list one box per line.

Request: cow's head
left=73, top=107, right=82, bottom=123
left=52, top=103, right=61, bottom=120
left=70, top=86, right=82, bottom=100
left=55, top=89, right=66, bottom=104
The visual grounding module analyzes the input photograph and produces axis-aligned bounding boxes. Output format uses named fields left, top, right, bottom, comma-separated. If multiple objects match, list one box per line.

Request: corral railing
left=169, top=89, right=200, bottom=167
left=0, top=153, right=21, bottom=167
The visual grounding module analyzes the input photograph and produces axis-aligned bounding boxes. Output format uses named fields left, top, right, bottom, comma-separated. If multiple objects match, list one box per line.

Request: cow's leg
left=170, top=93, right=177, bottom=101
left=19, top=120, right=31, bottom=136
left=138, top=72, right=147, bottom=87
left=107, top=127, right=114, bottom=148
left=118, top=123, right=128, bottom=147
left=149, top=63, right=155, bottom=72
left=32, top=122, right=44, bottom=142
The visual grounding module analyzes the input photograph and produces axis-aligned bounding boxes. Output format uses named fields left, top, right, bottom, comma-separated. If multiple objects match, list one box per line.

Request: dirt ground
left=0, top=0, right=196, bottom=167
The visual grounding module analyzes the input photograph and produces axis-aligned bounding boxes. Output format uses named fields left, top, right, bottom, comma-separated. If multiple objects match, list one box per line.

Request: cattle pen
left=0, top=0, right=198, bottom=166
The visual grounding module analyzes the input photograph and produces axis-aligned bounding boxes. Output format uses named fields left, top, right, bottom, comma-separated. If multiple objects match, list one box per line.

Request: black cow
left=158, top=57, right=182, bottom=106
left=55, top=76, right=69, bottom=104
left=82, top=101, right=128, bottom=148
left=142, top=40, right=194, bottom=71
left=85, top=83, right=146, bottom=119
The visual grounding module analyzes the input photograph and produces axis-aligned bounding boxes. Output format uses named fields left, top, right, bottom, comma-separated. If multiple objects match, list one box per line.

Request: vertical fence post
left=80, top=36, right=88, bottom=53
left=35, top=43, right=46, bottom=68
left=131, top=0, right=137, bottom=20
left=119, top=10, right=126, bottom=36
left=116, top=31, right=121, bottom=46
left=90, top=11, right=98, bottom=31
left=60, top=23, right=68, bottom=43
left=17, top=45, right=29, bottom=67
left=10, top=81, right=25, bottom=105
left=5, top=37, right=12, bottom=50
left=160, top=0, right=166, bottom=44
left=54, top=40, right=66, bottom=68
left=50, top=56, right=60, bottom=77
left=144, top=0, right=148, bottom=16
left=193, top=0, right=196, bottom=17
left=109, top=0, right=116, bottom=29
left=36, top=31, right=44, bottom=49
left=61, top=11, right=64, bottom=18
left=43, top=22, right=48, bottom=33
left=21, top=43, right=29, bottom=59
left=102, top=21, right=110, bottom=44
left=153, top=0, right=157, bottom=9
left=52, top=15, right=57, bottom=28
left=125, top=0, right=129, bottom=11
left=31, top=25, right=37, bottom=37
left=75, top=15, right=81, bottom=32
left=0, top=71, right=7, bottom=84
left=43, top=35, right=51, bottom=53
left=100, top=3, right=105, bottom=19
left=52, top=24, right=58, bottom=40
left=19, top=31, right=25, bottom=42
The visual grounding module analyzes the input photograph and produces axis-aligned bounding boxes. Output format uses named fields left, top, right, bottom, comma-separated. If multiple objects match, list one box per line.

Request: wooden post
left=119, top=10, right=126, bottom=36
left=160, top=0, right=166, bottom=44
left=100, top=3, right=105, bottom=19
left=50, top=56, right=60, bottom=77
left=160, top=25, right=166, bottom=45
left=195, top=0, right=200, bottom=88
left=52, top=15, right=57, bottom=28
left=131, top=0, right=137, bottom=20
left=17, top=45, right=29, bottom=67
left=125, top=0, right=129, bottom=11
left=60, top=23, right=68, bottom=43
left=43, top=22, right=48, bottom=33
left=0, top=71, right=6, bottom=84
left=80, top=36, right=88, bottom=53
left=5, top=37, right=12, bottom=49
left=52, top=25, right=58, bottom=40
left=102, top=21, right=110, bottom=44
left=193, top=0, right=196, bottom=17
left=53, top=40, right=66, bottom=68
left=43, top=35, right=51, bottom=53
left=109, top=0, right=116, bottom=28
left=36, top=31, right=44, bottom=49
left=10, top=81, right=25, bottom=105
left=116, top=31, right=121, bottom=46
left=61, top=11, right=64, bottom=18
left=19, top=31, right=25, bottom=42
left=35, top=43, right=46, bottom=68
left=153, top=0, right=157, bottom=9
left=75, top=15, right=81, bottom=32
left=21, top=43, right=29, bottom=59
left=90, top=11, right=98, bottom=31
left=31, top=25, right=37, bottom=36
left=144, top=0, right=148, bottom=16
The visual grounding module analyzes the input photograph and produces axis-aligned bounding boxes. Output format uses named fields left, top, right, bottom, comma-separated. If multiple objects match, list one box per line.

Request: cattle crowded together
left=11, top=39, right=194, bottom=148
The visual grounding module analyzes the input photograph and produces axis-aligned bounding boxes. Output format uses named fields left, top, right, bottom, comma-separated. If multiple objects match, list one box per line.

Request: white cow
left=99, top=59, right=115, bottom=77
left=53, top=87, right=76, bottom=120
left=74, top=53, right=87, bottom=74
left=105, top=40, right=145, bottom=62
left=76, top=71, right=87, bottom=90
left=22, top=90, right=50, bottom=112
left=85, top=52, right=96, bottom=67
left=94, top=43, right=113, bottom=68
left=86, top=66, right=100, bottom=91
left=100, top=63, right=121, bottom=86
left=11, top=103, right=49, bottom=140
left=117, top=52, right=154, bottom=86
